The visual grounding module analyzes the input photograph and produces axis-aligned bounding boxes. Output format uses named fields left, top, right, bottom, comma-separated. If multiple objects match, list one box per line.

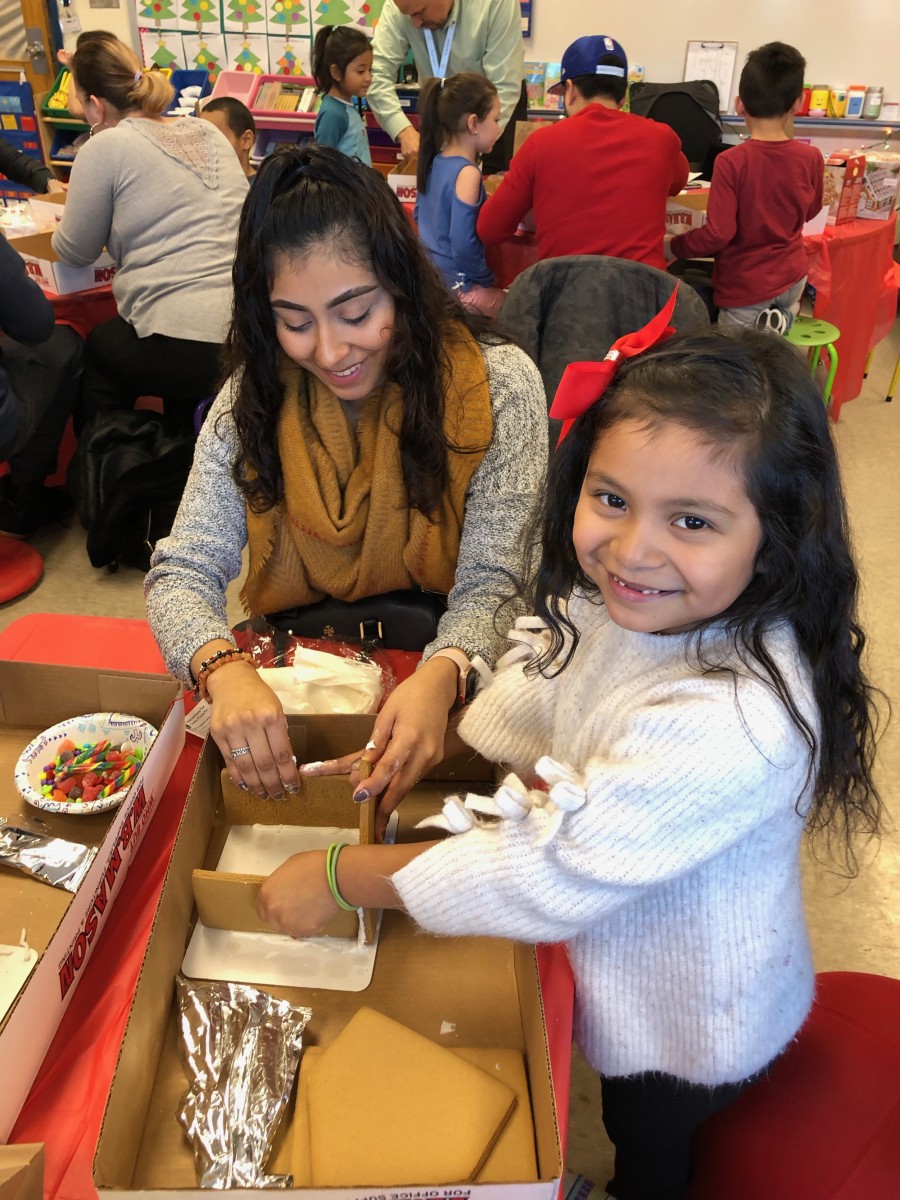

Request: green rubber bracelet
left=326, top=842, right=357, bottom=912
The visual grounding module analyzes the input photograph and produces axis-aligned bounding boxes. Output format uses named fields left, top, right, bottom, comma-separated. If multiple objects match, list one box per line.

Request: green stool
left=785, top=316, right=840, bottom=406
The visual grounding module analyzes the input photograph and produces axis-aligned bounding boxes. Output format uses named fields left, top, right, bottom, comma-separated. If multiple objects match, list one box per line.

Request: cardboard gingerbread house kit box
left=7, top=231, right=116, bottom=296
left=856, top=148, right=900, bottom=221
left=823, top=150, right=866, bottom=226
left=26, top=189, right=67, bottom=229
left=0, top=663, right=184, bottom=1141
left=387, top=153, right=418, bottom=205
left=92, top=715, right=563, bottom=1197
left=665, top=185, right=710, bottom=234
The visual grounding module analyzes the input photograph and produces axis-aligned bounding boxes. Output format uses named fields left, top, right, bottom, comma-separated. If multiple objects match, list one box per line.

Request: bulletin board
left=135, top=0, right=386, bottom=82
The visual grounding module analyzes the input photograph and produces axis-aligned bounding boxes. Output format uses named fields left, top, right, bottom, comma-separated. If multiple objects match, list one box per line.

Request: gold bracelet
left=196, top=649, right=255, bottom=702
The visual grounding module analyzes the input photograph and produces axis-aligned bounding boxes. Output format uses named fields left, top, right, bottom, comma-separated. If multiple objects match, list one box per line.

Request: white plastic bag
left=257, top=648, right=383, bottom=715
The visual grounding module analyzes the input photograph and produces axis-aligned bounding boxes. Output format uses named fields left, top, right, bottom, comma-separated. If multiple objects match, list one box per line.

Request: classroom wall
left=524, top=0, right=900, bottom=111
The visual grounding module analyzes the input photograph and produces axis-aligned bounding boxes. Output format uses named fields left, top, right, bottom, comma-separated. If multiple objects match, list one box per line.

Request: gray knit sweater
left=52, top=118, right=247, bottom=342
left=394, top=595, right=818, bottom=1085
left=145, top=341, right=548, bottom=685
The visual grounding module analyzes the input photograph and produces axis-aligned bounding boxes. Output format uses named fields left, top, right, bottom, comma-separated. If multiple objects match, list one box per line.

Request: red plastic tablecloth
left=803, top=212, right=900, bottom=420
left=2, top=615, right=574, bottom=1200
left=46, top=285, right=116, bottom=341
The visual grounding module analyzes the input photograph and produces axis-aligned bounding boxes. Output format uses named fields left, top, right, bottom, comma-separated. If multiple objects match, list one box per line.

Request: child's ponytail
left=416, top=77, right=444, bottom=193
left=416, top=71, right=498, bottom=194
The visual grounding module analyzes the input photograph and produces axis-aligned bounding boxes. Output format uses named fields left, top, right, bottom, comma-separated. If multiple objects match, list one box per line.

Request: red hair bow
left=548, top=284, right=680, bottom=443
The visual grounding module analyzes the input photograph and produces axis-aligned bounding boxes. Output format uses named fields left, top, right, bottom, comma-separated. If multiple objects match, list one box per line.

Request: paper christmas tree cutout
left=151, top=38, right=179, bottom=68
left=226, top=0, right=264, bottom=22
left=233, top=40, right=264, bottom=71
left=314, top=0, right=350, bottom=28
left=358, top=0, right=385, bottom=27
left=182, top=0, right=218, bottom=26
left=275, top=44, right=303, bottom=74
left=193, top=40, right=221, bottom=79
left=271, top=0, right=307, bottom=30
left=139, top=0, right=178, bottom=21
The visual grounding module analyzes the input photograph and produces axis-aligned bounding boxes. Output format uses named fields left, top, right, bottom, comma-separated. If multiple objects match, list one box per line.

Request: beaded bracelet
left=194, top=647, right=255, bottom=703
left=325, top=842, right=357, bottom=911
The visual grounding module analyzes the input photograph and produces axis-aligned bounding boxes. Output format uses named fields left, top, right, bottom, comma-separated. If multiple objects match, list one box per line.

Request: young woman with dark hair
left=145, top=144, right=548, bottom=832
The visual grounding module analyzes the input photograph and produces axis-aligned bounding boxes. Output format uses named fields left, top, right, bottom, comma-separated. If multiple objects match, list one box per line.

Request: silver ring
left=231, top=746, right=251, bottom=760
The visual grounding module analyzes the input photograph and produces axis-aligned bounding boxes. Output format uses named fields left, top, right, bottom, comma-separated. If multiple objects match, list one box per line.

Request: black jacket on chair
left=497, top=255, right=711, bottom=446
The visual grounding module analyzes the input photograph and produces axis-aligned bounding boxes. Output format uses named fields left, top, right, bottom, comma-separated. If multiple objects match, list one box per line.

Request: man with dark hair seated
left=478, top=35, right=689, bottom=271
left=0, top=237, right=82, bottom=537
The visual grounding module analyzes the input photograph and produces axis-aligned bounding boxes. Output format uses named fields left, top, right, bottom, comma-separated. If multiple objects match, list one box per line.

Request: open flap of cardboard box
left=0, top=1144, right=43, bottom=1200
left=0, top=663, right=183, bottom=1141
left=93, top=717, right=562, bottom=1197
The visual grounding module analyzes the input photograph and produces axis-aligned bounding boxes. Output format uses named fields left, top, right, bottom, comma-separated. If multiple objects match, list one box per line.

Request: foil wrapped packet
left=176, top=975, right=312, bottom=1188
left=0, top=818, right=97, bottom=893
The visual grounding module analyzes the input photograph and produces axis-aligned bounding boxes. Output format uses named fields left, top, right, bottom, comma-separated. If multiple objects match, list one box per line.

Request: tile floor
left=2, top=323, right=899, bottom=1186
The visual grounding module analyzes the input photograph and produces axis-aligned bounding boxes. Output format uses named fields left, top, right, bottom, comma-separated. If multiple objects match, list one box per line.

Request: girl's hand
left=257, top=850, right=337, bottom=938
left=205, top=660, right=301, bottom=799
left=299, top=657, right=458, bottom=840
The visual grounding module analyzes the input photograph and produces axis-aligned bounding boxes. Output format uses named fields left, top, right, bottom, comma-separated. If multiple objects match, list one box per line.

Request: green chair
left=785, top=316, right=840, bottom=406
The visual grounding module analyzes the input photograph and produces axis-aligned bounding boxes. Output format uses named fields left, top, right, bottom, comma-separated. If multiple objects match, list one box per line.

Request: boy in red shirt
left=667, top=42, right=823, bottom=332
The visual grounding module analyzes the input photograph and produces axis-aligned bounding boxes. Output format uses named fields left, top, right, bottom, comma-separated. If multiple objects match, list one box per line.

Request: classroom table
left=803, top=212, right=900, bottom=420
left=1, top=614, right=575, bottom=1200
left=47, top=283, right=117, bottom=341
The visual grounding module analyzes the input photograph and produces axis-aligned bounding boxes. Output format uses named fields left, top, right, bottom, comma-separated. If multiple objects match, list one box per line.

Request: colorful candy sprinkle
left=40, top=740, right=145, bottom=804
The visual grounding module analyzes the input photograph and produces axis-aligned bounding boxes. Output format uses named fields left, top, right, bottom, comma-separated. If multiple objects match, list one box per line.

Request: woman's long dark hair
left=416, top=71, right=498, bottom=194
left=223, top=144, right=489, bottom=516
left=519, top=326, right=884, bottom=870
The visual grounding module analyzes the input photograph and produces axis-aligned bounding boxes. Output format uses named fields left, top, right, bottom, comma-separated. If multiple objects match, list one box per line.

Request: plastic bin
left=247, top=73, right=317, bottom=119
left=209, top=69, right=256, bottom=104
left=165, top=69, right=212, bottom=114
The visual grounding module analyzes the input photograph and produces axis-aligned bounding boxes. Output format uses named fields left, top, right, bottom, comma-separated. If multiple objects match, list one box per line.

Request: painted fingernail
left=237, top=780, right=249, bottom=791
left=285, top=783, right=300, bottom=794
left=353, top=789, right=370, bottom=804
left=254, top=789, right=267, bottom=798
left=270, top=791, right=285, bottom=801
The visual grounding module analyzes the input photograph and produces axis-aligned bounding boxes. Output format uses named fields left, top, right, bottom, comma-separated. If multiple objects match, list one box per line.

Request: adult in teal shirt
left=366, top=0, right=525, bottom=172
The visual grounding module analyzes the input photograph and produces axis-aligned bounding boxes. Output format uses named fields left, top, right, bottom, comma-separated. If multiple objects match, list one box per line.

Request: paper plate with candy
left=14, top=712, right=158, bottom=816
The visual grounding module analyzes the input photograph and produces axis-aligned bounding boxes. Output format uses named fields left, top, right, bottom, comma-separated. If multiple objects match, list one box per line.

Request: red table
left=803, top=212, right=900, bottom=420
left=1, top=614, right=574, bottom=1200
left=47, top=284, right=117, bottom=341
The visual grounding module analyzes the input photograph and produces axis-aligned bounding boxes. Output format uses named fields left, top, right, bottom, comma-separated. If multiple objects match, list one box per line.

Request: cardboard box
left=26, top=189, right=66, bottom=229
left=93, top=716, right=563, bottom=1197
left=665, top=186, right=710, bottom=234
left=387, top=153, right=418, bottom=205
left=0, top=1143, right=43, bottom=1200
left=823, top=151, right=866, bottom=226
left=7, top=231, right=116, bottom=295
left=856, top=149, right=900, bottom=221
left=0, top=663, right=183, bottom=1141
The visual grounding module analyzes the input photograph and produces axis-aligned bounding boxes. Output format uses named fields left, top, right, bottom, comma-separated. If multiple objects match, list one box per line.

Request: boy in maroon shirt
left=667, top=42, right=823, bottom=332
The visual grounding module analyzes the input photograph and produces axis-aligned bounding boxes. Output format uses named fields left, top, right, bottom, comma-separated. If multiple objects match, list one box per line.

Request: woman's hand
left=205, top=659, right=301, bottom=798
left=299, top=656, right=458, bottom=840
left=258, top=849, right=337, bottom=938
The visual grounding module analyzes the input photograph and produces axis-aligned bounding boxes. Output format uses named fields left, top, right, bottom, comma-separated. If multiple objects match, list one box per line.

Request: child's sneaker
left=756, top=306, right=790, bottom=336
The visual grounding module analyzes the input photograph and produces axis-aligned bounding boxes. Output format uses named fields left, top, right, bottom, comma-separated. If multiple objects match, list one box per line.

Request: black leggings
left=482, top=80, right=528, bottom=174
left=601, top=1069, right=759, bottom=1200
left=77, top=315, right=224, bottom=434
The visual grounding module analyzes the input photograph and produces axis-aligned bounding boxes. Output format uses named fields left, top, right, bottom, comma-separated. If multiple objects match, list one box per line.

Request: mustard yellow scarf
left=241, top=327, right=493, bottom=616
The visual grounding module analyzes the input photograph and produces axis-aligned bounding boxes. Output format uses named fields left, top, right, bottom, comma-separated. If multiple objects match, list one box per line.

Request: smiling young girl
left=415, top=72, right=505, bottom=317
left=258, top=319, right=883, bottom=1199
left=145, top=145, right=546, bottom=823
left=312, top=25, right=373, bottom=166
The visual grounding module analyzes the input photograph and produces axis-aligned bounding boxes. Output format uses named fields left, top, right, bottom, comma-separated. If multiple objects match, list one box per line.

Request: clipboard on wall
left=684, top=40, right=738, bottom=113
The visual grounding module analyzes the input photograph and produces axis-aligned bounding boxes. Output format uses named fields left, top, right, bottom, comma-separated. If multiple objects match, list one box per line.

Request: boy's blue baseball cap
left=547, top=35, right=628, bottom=95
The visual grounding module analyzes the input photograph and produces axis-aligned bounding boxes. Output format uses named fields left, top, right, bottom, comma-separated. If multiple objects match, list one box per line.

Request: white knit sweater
left=393, top=594, right=818, bottom=1085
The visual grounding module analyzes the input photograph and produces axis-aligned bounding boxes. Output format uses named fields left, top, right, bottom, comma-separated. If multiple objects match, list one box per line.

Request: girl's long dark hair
left=223, top=143, right=488, bottom=516
left=311, top=24, right=371, bottom=93
left=417, top=72, right=498, bottom=194
left=519, top=326, right=883, bottom=870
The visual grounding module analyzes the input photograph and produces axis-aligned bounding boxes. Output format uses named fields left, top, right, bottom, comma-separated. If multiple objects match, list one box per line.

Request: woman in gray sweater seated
left=145, top=146, right=548, bottom=837
left=51, top=34, right=248, bottom=432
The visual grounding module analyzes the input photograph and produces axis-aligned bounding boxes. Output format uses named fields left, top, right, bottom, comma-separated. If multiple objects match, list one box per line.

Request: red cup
left=797, top=86, right=811, bottom=116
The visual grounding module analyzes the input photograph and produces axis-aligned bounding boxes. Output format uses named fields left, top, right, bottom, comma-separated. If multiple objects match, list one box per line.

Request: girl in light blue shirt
left=312, top=25, right=373, bottom=167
